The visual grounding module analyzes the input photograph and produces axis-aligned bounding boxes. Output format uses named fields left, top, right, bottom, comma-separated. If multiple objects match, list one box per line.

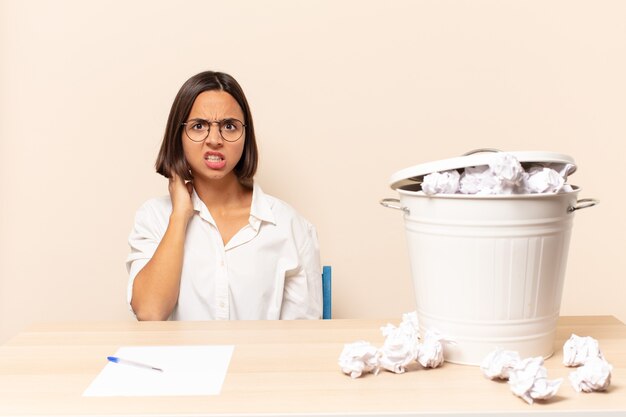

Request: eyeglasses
left=181, top=118, right=246, bottom=143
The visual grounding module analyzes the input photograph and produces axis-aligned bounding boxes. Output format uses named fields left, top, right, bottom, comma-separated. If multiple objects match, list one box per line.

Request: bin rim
left=396, top=184, right=581, bottom=200
left=390, top=151, right=576, bottom=191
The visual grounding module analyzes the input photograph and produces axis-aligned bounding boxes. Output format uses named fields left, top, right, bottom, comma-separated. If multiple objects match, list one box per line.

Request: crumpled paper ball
left=563, top=334, right=603, bottom=367
left=569, top=356, right=613, bottom=393
left=489, top=152, right=525, bottom=193
left=508, top=357, right=562, bottom=404
left=379, top=323, right=419, bottom=374
left=399, top=311, right=420, bottom=339
left=422, top=170, right=460, bottom=195
left=562, top=333, right=612, bottom=393
left=524, top=167, right=565, bottom=193
left=338, top=340, right=380, bottom=378
left=480, top=348, right=521, bottom=380
left=423, top=152, right=571, bottom=195
left=459, top=165, right=498, bottom=194
left=416, top=330, right=448, bottom=368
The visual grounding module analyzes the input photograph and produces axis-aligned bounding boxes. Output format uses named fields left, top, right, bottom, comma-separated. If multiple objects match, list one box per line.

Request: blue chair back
left=322, top=265, right=332, bottom=319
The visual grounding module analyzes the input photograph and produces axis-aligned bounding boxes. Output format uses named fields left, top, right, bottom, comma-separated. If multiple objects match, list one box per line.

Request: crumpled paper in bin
left=489, top=152, right=526, bottom=193
left=422, top=170, right=460, bottom=195
left=524, top=167, right=566, bottom=193
left=459, top=165, right=497, bottom=194
left=424, top=152, right=573, bottom=195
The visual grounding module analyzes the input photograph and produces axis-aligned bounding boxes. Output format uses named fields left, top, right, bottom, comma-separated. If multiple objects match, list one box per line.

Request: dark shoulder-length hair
left=155, top=71, right=258, bottom=187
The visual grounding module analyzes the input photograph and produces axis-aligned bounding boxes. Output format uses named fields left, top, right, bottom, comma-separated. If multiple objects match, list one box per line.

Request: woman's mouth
left=204, top=152, right=226, bottom=170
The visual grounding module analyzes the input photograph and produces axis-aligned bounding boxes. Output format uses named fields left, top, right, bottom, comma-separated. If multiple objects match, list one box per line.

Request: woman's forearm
left=131, top=213, right=190, bottom=320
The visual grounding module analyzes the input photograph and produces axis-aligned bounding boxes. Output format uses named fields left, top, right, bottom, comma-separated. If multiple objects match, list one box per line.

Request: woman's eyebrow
left=188, top=116, right=239, bottom=121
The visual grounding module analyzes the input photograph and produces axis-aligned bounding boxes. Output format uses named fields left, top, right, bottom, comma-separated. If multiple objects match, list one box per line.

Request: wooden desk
left=0, top=316, right=624, bottom=416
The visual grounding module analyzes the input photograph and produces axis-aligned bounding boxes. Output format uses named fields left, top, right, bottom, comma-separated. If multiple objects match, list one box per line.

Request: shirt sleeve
left=280, top=221, right=323, bottom=320
left=125, top=200, right=167, bottom=310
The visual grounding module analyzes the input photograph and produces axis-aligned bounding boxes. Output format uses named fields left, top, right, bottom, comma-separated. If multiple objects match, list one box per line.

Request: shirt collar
left=190, top=182, right=276, bottom=227
left=249, top=183, right=276, bottom=226
left=191, top=188, right=214, bottom=225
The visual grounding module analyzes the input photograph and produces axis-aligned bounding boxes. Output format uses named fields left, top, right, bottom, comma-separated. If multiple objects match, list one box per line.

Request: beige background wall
left=1, top=0, right=625, bottom=343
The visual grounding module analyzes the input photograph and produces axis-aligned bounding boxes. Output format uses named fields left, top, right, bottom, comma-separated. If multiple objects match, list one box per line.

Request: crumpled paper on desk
left=508, top=357, right=563, bottom=404
left=379, top=313, right=451, bottom=371
left=480, top=348, right=521, bottom=380
left=416, top=330, right=448, bottom=368
left=379, top=321, right=419, bottom=374
left=399, top=311, right=420, bottom=338
left=569, top=356, right=613, bottom=393
left=562, top=333, right=612, bottom=392
left=339, top=312, right=452, bottom=378
left=338, top=341, right=380, bottom=379
left=563, top=334, right=603, bottom=367
left=339, top=312, right=422, bottom=377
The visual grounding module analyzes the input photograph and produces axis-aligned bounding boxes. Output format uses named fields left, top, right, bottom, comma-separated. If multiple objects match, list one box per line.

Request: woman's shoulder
left=256, top=186, right=319, bottom=253
left=134, top=195, right=172, bottom=220
left=256, top=185, right=315, bottom=229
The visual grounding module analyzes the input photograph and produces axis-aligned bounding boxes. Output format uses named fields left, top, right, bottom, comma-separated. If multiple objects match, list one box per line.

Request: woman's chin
left=193, top=170, right=235, bottom=183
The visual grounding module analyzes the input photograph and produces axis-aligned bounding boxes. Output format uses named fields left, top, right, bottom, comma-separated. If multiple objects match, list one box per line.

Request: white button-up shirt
left=126, top=183, right=322, bottom=320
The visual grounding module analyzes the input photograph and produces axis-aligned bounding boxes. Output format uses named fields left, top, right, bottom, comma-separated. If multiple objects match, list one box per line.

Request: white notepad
left=83, top=345, right=234, bottom=397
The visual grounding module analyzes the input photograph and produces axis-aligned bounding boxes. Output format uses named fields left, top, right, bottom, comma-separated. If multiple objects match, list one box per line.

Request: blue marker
left=107, top=356, right=163, bottom=372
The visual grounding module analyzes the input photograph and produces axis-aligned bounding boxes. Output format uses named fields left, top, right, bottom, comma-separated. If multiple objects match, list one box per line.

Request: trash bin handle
left=462, top=148, right=502, bottom=156
left=380, top=198, right=410, bottom=214
left=568, top=198, right=599, bottom=213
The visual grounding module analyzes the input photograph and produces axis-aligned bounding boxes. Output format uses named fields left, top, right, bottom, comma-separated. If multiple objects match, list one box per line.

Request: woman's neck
left=193, top=174, right=252, bottom=209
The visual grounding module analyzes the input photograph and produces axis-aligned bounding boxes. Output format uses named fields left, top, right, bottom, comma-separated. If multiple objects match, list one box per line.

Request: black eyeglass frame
left=181, top=118, right=247, bottom=143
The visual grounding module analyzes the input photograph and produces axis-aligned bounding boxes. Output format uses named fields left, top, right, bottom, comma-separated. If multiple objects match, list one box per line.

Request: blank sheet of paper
left=83, top=345, right=234, bottom=397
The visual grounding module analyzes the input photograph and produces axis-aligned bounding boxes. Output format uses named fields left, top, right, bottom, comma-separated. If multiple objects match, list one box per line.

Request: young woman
left=126, top=71, right=322, bottom=321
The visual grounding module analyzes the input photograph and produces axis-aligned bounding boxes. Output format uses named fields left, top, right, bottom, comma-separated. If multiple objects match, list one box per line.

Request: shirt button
left=219, top=302, right=225, bottom=308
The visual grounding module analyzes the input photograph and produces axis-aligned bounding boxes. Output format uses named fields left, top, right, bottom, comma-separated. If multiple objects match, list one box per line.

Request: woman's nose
left=205, top=125, right=223, bottom=147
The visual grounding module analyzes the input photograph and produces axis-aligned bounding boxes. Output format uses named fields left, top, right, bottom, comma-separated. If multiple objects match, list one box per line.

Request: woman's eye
left=192, top=122, right=206, bottom=130
left=224, top=123, right=235, bottom=131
